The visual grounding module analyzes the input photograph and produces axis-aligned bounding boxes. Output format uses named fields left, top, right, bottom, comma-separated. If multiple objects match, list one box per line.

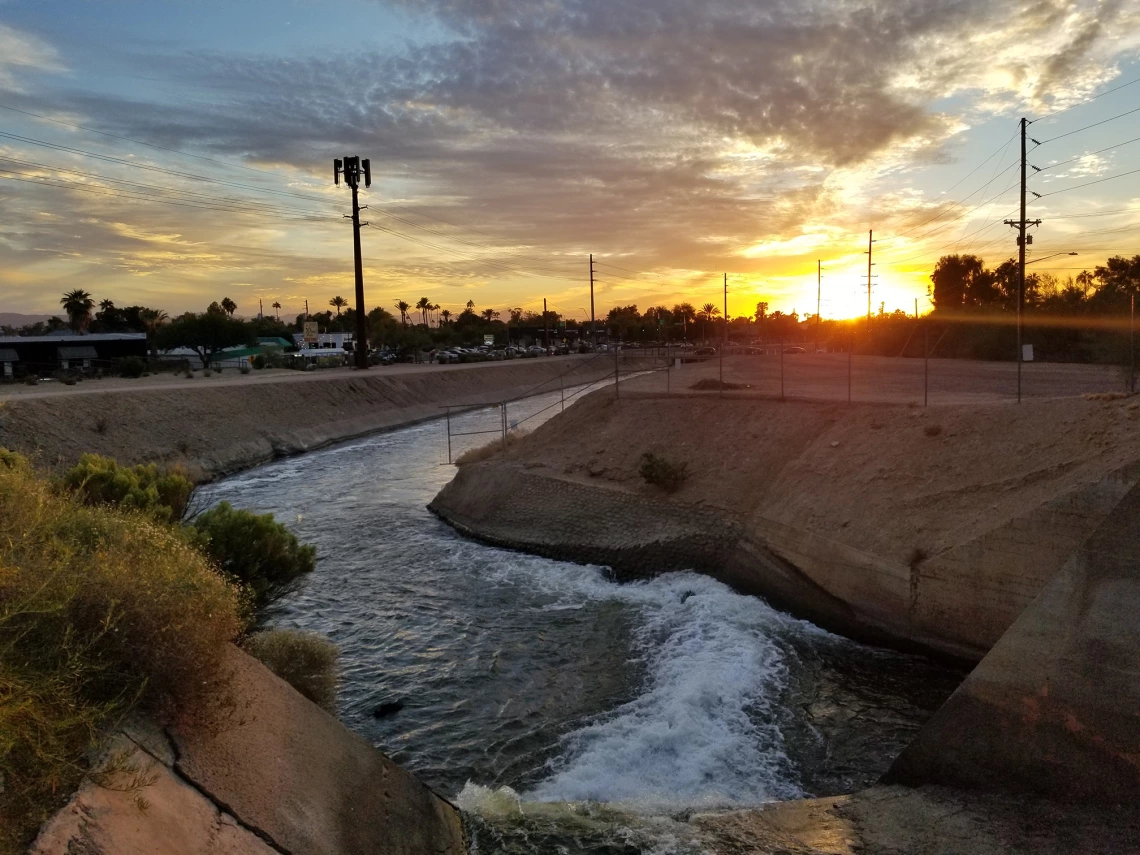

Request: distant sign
left=303, top=321, right=319, bottom=344
left=484, top=334, right=494, bottom=346
left=1022, top=344, right=1034, bottom=362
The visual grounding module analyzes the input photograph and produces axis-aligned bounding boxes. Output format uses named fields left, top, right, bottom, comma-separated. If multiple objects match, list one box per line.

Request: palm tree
left=99, top=298, right=115, bottom=313
left=430, top=303, right=440, bottom=326
left=60, top=289, right=95, bottom=332
left=481, top=308, right=499, bottom=322
left=440, top=308, right=452, bottom=324
left=272, top=301, right=282, bottom=321
left=699, top=302, right=720, bottom=343
left=415, top=297, right=431, bottom=326
left=395, top=300, right=411, bottom=326
left=221, top=297, right=237, bottom=317
left=330, top=296, right=348, bottom=317
left=139, top=308, right=168, bottom=357
left=466, top=299, right=475, bottom=312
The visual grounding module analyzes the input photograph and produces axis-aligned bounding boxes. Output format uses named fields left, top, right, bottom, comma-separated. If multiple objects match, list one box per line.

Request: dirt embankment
left=430, top=392, right=1140, bottom=660
left=0, top=358, right=609, bottom=477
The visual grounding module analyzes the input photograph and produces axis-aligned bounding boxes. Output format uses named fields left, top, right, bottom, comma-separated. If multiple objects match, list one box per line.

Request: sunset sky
left=1, top=0, right=1139, bottom=324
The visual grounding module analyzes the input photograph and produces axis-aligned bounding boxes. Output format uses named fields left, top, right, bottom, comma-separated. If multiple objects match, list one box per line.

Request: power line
left=1036, top=105, right=1140, bottom=144
left=1034, top=133, right=1140, bottom=173
left=1036, top=165, right=1140, bottom=198
left=1031, top=76, right=1140, bottom=123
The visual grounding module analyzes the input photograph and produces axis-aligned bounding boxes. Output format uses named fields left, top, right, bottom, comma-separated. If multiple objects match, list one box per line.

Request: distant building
left=0, top=333, right=147, bottom=376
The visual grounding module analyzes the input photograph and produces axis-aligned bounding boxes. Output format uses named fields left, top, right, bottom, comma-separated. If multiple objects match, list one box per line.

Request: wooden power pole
left=334, top=156, right=372, bottom=370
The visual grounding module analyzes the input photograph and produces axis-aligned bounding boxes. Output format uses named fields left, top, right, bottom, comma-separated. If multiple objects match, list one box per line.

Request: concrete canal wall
left=32, top=647, right=466, bottom=855
left=885, top=479, right=1140, bottom=800
left=430, top=392, right=1140, bottom=661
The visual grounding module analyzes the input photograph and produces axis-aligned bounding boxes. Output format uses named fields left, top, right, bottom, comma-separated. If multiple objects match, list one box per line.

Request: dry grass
left=454, top=429, right=529, bottom=466
left=923, top=424, right=943, bottom=437
left=1083, top=391, right=1131, bottom=401
left=245, top=630, right=338, bottom=713
left=0, top=452, right=242, bottom=853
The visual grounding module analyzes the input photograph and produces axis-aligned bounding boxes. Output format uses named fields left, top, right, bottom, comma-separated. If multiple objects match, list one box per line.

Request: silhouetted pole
left=334, top=156, right=372, bottom=370
left=1004, top=118, right=1041, bottom=404
left=445, top=407, right=452, bottom=463
left=614, top=341, right=619, bottom=400
left=720, top=273, right=727, bottom=397
left=1132, top=293, right=1136, bottom=394
left=816, top=260, right=821, bottom=352
left=866, top=230, right=873, bottom=332
left=589, top=254, right=597, bottom=349
left=848, top=330, right=853, bottom=405
left=543, top=298, right=549, bottom=348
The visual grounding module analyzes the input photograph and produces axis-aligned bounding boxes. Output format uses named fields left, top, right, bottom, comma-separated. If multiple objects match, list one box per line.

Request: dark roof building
left=0, top=333, right=147, bottom=374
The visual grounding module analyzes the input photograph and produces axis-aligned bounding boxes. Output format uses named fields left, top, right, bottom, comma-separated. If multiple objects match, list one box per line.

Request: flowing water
left=196, top=387, right=963, bottom=853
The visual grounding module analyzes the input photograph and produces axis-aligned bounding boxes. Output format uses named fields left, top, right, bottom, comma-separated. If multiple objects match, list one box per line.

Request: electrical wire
left=1031, top=76, right=1140, bottom=123
left=1036, top=105, right=1140, bottom=145
left=1036, top=165, right=1140, bottom=198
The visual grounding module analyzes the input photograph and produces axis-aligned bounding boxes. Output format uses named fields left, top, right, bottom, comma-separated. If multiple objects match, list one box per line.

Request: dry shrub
left=923, top=424, right=943, bottom=437
left=690, top=378, right=750, bottom=391
left=1083, top=391, right=1129, bottom=401
left=454, top=429, right=528, bottom=466
left=245, top=630, right=338, bottom=713
left=639, top=451, right=688, bottom=493
left=61, top=453, right=195, bottom=522
left=0, top=453, right=242, bottom=852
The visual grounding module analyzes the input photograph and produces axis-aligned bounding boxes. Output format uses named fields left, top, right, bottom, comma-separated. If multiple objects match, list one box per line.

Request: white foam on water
left=465, top=552, right=809, bottom=810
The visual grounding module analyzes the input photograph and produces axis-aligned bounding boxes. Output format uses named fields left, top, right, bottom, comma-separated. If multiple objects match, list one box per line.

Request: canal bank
left=0, top=356, right=612, bottom=476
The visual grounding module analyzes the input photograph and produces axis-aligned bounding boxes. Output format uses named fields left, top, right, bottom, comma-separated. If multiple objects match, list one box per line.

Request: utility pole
left=334, top=156, right=372, bottom=370
left=1004, top=118, right=1042, bottom=403
left=721, top=272, right=727, bottom=395
left=543, top=297, right=549, bottom=349
left=816, top=260, right=821, bottom=352
left=589, top=254, right=597, bottom=349
left=865, top=230, right=875, bottom=333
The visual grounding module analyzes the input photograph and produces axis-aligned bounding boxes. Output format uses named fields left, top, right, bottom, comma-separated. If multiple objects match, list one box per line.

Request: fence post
left=1131, top=294, right=1135, bottom=394
left=667, top=355, right=671, bottom=397
left=780, top=340, right=785, bottom=401
left=501, top=400, right=508, bottom=450
left=614, top=345, right=620, bottom=400
left=560, top=372, right=565, bottom=412
left=924, top=322, right=929, bottom=407
left=445, top=407, right=452, bottom=463
left=848, top=332, right=853, bottom=405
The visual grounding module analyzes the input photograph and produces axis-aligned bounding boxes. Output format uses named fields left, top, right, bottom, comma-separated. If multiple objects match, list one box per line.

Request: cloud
left=0, top=23, right=62, bottom=90
left=2, top=0, right=1138, bottom=313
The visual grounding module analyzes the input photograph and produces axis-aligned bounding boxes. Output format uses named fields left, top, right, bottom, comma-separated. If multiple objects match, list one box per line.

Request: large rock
left=32, top=648, right=466, bottom=855
left=885, top=481, right=1140, bottom=800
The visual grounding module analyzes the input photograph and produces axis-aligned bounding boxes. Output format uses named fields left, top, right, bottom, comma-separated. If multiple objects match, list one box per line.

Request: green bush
left=0, top=456, right=242, bottom=852
left=245, top=630, right=338, bottom=713
left=639, top=451, right=688, bottom=493
left=118, top=356, right=146, bottom=378
left=190, top=502, right=316, bottom=611
left=61, top=454, right=194, bottom=522
left=251, top=354, right=267, bottom=369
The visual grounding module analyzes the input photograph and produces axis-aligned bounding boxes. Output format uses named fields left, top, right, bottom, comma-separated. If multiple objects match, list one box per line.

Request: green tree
left=930, top=254, right=998, bottom=310
left=60, top=289, right=95, bottom=332
left=155, top=312, right=254, bottom=368
left=190, top=501, right=316, bottom=611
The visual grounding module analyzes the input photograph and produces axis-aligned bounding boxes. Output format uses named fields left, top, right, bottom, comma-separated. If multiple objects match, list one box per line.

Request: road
left=0, top=355, right=590, bottom=401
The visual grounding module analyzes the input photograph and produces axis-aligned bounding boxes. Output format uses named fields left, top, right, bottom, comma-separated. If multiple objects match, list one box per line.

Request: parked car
left=783, top=346, right=806, bottom=354
left=694, top=346, right=716, bottom=356
left=526, top=345, right=545, bottom=358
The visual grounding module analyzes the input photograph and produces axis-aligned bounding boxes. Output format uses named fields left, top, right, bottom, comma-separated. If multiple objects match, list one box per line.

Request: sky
left=1, top=0, right=1140, bottom=324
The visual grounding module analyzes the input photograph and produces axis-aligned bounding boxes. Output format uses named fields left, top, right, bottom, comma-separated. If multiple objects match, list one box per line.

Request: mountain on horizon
left=0, top=313, right=57, bottom=327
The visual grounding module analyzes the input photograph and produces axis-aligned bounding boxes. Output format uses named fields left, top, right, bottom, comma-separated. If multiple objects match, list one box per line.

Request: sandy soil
left=617, top=352, right=1128, bottom=404
left=489, top=390, right=1140, bottom=568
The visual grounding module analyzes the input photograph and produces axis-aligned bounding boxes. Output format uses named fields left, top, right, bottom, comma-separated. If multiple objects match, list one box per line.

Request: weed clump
left=118, top=356, right=146, bottom=379
left=190, top=502, right=316, bottom=611
left=454, top=430, right=528, bottom=466
left=923, top=424, right=943, bottom=438
left=0, top=453, right=242, bottom=851
left=639, top=451, right=688, bottom=493
left=245, top=630, right=338, bottom=713
left=61, top=453, right=194, bottom=522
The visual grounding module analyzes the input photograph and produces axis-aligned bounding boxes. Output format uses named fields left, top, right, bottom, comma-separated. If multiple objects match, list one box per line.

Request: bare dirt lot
left=617, top=352, right=1128, bottom=405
